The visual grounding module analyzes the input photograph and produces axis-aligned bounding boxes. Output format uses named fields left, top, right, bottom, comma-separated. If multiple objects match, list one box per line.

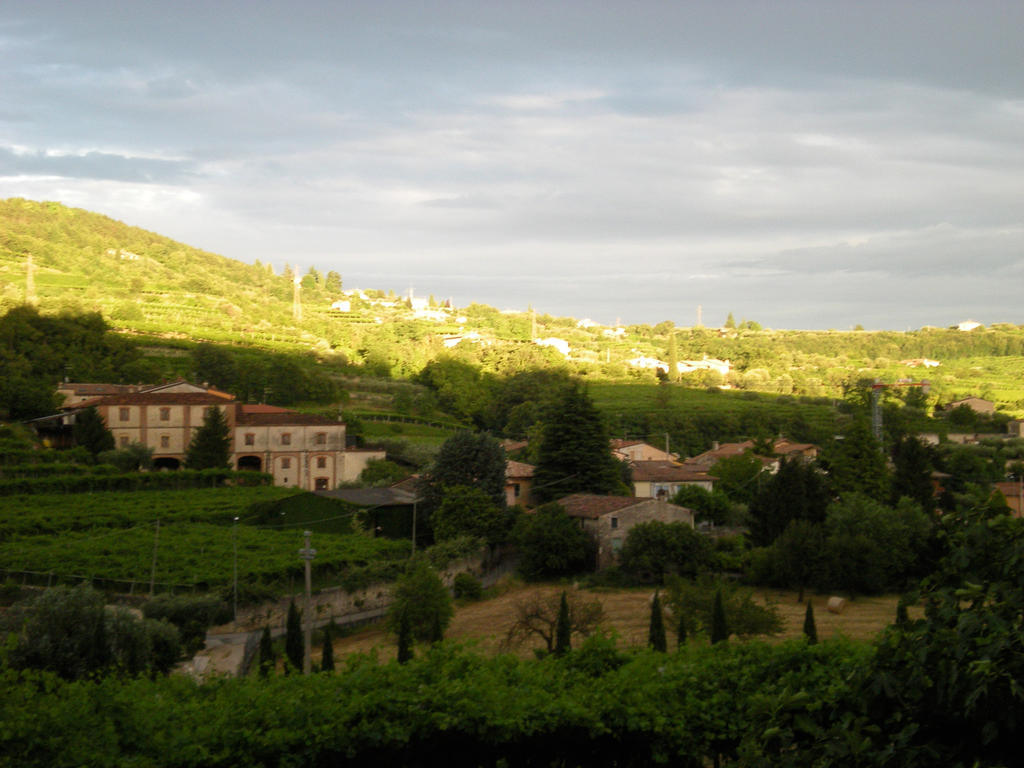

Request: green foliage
left=711, top=588, right=728, bottom=644
left=802, top=601, right=817, bottom=644
left=321, top=626, right=334, bottom=672
left=670, top=484, right=735, bottom=526
left=96, top=441, right=153, bottom=472
left=747, top=458, right=830, bottom=547
left=387, top=560, right=453, bottom=644
left=512, top=502, right=591, bottom=581
left=357, top=457, right=409, bottom=486
left=418, top=431, right=507, bottom=518
left=5, top=583, right=181, bottom=680
left=709, top=452, right=765, bottom=505
left=184, top=406, right=231, bottom=470
left=819, top=419, right=889, bottom=497
left=648, top=592, right=667, bottom=652
left=890, top=434, right=935, bottom=509
left=619, top=520, right=710, bottom=582
left=285, top=600, right=303, bottom=673
left=431, top=485, right=508, bottom=545
left=72, top=405, right=115, bottom=456
left=452, top=572, right=483, bottom=601
left=396, top=609, right=413, bottom=664
left=258, top=625, right=274, bottom=676
left=553, top=591, right=571, bottom=655
left=666, top=575, right=782, bottom=641
left=141, top=593, right=232, bottom=656
left=533, top=383, right=627, bottom=502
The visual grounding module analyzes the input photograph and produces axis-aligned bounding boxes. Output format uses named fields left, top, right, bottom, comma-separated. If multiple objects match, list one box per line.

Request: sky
left=1, top=1, right=1022, bottom=330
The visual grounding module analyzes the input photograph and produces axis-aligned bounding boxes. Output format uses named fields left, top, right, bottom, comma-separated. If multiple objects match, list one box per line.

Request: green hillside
left=2, top=197, right=1023, bottom=440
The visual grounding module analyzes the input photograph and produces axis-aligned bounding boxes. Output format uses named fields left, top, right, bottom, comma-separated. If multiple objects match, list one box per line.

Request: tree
left=725, top=312, right=736, bottom=329
left=285, top=600, right=303, bottom=674
left=193, top=344, right=237, bottom=390
left=709, top=452, right=765, bottom=506
left=504, top=590, right=604, bottom=653
left=324, top=270, right=342, bottom=294
left=387, top=560, right=454, bottom=644
left=396, top=610, right=413, bottom=664
left=676, top=607, right=687, bottom=647
left=258, top=625, right=274, bottom=676
left=747, top=458, right=830, bottom=547
left=648, top=592, right=667, bottom=652
left=184, top=406, right=231, bottom=470
left=619, top=521, right=710, bottom=582
left=512, top=502, right=591, bottom=581
left=710, top=589, right=728, bottom=644
left=666, top=333, right=679, bottom=383
left=532, top=383, right=627, bottom=502
left=321, top=626, right=334, bottom=672
left=819, top=420, right=889, bottom=498
left=418, top=431, right=507, bottom=518
left=73, top=405, right=114, bottom=457
left=431, top=485, right=509, bottom=546
left=770, top=519, right=826, bottom=602
left=803, top=600, right=817, bottom=644
left=670, top=485, right=734, bottom=526
left=554, top=592, right=571, bottom=655
left=665, top=575, right=781, bottom=641
left=890, top=435, right=935, bottom=510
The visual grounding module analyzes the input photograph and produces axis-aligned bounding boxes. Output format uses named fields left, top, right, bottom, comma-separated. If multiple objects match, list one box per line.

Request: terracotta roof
left=688, top=441, right=754, bottom=464
left=58, top=382, right=141, bottom=395
left=557, top=493, right=647, bottom=519
left=239, top=404, right=294, bottom=414
left=610, top=439, right=644, bottom=449
left=773, top=439, right=817, bottom=456
left=73, top=392, right=235, bottom=408
left=630, top=460, right=716, bottom=483
left=506, top=460, right=535, bottom=479
left=235, top=410, right=341, bottom=427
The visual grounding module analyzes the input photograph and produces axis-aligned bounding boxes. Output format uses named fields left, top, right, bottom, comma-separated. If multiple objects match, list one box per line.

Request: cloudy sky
left=2, top=1, right=1022, bottom=329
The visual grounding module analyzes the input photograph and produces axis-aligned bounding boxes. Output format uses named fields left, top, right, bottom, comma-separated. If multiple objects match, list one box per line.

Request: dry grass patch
left=321, top=580, right=917, bottom=664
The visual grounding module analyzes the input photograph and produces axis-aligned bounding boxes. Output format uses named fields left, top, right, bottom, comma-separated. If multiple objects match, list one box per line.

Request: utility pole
left=232, top=516, right=239, bottom=624
left=298, top=530, right=316, bottom=676
left=149, top=519, right=160, bottom=597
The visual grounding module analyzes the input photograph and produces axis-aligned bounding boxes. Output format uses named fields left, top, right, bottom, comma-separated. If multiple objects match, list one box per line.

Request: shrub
left=453, top=572, right=483, bottom=601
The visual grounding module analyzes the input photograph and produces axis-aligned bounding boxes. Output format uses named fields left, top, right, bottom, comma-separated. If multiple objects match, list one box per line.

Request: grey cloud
left=0, top=147, right=195, bottom=184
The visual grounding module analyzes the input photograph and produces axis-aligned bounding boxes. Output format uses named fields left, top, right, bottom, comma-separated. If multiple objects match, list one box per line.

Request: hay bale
left=826, top=596, right=846, bottom=614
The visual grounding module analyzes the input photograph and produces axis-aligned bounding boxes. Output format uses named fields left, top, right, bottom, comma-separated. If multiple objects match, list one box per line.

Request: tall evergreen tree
left=533, top=383, right=626, bottom=503
left=896, top=599, right=910, bottom=626
left=710, top=589, right=728, bottom=645
left=284, top=600, right=303, bottom=674
left=820, top=420, right=889, bottom=498
left=184, top=406, right=232, bottom=470
left=666, top=333, right=679, bottom=383
left=748, top=458, right=830, bottom=546
left=73, top=405, right=115, bottom=457
left=320, top=626, right=334, bottom=672
left=891, top=435, right=935, bottom=510
left=396, top=610, right=413, bottom=664
left=418, top=431, right=507, bottom=518
left=258, top=625, right=274, bottom=676
left=648, top=591, right=667, bottom=652
left=676, top=608, right=687, bottom=648
left=554, top=592, right=571, bottom=655
left=803, top=600, right=818, bottom=645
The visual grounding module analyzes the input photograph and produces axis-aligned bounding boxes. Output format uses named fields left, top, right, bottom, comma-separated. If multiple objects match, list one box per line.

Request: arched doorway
left=153, top=457, right=181, bottom=471
left=237, top=455, right=262, bottom=472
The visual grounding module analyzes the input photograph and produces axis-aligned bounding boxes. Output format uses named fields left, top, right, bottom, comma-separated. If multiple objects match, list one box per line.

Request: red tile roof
left=630, top=460, right=716, bottom=483
left=557, top=493, right=647, bottom=519
left=73, top=392, right=234, bottom=408
left=506, top=460, right=535, bottom=479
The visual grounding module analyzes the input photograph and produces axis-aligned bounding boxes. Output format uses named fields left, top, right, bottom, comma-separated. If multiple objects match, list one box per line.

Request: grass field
left=317, top=581, right=912, bottom=665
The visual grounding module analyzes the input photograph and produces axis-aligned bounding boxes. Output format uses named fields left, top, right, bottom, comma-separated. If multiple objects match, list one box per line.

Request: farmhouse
left=558, top=493, right=695, bottom=569
left=52, top=381, right=381, bottom=491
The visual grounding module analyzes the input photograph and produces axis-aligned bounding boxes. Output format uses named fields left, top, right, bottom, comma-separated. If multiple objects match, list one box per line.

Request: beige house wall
left=583, top=499, right=695, bottom=569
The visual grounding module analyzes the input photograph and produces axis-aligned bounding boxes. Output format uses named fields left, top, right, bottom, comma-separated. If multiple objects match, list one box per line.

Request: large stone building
left=59, top=380, right=381, bottom=490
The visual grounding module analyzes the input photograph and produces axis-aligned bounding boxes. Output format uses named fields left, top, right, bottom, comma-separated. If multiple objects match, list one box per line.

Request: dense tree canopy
left=418, top=431, right=507, bottom=520
left=512, top=502, right=591, bottom=581
left=184, top=406, right=232, bottom=470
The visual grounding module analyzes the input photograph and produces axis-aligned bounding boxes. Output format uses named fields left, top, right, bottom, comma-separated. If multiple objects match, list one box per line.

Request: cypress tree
left=184, top=406, right=232, bottom=470
left=554, top=591, right=571, bottom=655
left=73, top=405, right=115, bottom=457
left=396, top=610, right=413, bottom=664
left=710, top=588, right=728, bottom=645
left=896, top=600, right=909, bottom=626
left=321, top=625, right=334, bottom=672
left=648, top=591, right=667, bottom=652
left=429, top=610, right=444, bottom=645
left=284, top=600, right=303, bottom=674
left=258, top=624, right=274, bottom=676
left=803, top=600, right=818, bottom=645
left=676, top=610, right=687, bottom=649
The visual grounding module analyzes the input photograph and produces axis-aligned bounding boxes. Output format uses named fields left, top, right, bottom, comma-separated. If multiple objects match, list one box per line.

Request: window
left=119, top=407, right=130, bottom=421
left=315, top=478, right=329, bottom=490
left=315, top=432, right=326, bottom=445
left=119, top=436, right=130, bottom=447
left=159, top=407, right=170, bottom=421
left=611, top=538, right=623, bottom=553
left=281, top=433, right=291, bottom=446
left=244, top=433, right=255, bottom=446
left=512, top=483, right=521, bottom=498
left=316, top=457, right=327, bottom=469
left=160, top=435, right=170, bottom=448
left=610, top=517, right=618, bottom=529
left=281, top=458, right=291, bottom=469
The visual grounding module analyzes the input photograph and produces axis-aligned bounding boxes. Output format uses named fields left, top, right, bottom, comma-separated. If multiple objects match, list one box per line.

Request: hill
left=2, top=197, right=1023, bottom=440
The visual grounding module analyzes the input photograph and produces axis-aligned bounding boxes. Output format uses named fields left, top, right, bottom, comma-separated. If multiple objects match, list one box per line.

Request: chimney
left=712, top=441, right=720, bottom=451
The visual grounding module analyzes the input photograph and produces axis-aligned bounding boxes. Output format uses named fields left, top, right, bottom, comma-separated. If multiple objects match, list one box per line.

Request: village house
left=52, top=381, right=381, bottom=491
left=630, top=460, right=716, bottom=497
left=558, top=493, right=695, bottom=569
left=505, top=460, right=535, bottom=507
left=610, top=439, right=676, bottom=462
left=946, top=397, right=996, bottom=415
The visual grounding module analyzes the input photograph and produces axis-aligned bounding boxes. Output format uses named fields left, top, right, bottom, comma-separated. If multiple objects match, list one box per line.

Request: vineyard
left=0, top=486, right=412, bottom=594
